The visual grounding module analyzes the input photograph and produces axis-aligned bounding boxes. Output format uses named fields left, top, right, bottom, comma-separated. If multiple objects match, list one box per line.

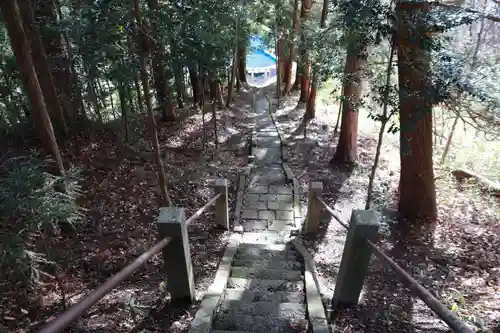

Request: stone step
left=235, top=244, right=299, bottom=261
left=213, top=314, right=308, bottom=333
left=218, top=300, right=306, bottom=318
left=232, top=257, right=302, bottom=270
left=231, top=267, right=302, bottom=281
left=223, top=288, right=305, bottom=303
left=227, top=277, right=304, bottom=292
left=240, top=231, right=288, bottom=244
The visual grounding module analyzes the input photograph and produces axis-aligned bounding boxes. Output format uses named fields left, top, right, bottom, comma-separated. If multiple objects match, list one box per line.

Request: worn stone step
left=213, top=314, right=308, bottom=333
left=240, top=231, right=287, bottom=244
left=223, top=288, right=305, bottom=303
left=235, top=244, right=299, bottom=261
left=232, top=257, right=302, bottom=270
left=218, top=300, right=306, bottom=318
left=231, top=266, right=302, bottom=281
left=227, top=277, right=304, bottom=292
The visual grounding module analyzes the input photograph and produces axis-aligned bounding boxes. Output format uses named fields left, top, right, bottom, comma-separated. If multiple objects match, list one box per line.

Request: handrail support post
left=305, top=182, right=323, bottom=233
left=157, top=207, right=195, bottom=302
left=215, top=179, right=229, bottom=229
left=332, top=210, right=380, bottom=309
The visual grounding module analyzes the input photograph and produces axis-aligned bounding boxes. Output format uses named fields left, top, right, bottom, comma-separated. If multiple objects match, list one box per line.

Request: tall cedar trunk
left=331, top=42, right=365, bottom=164
left=298, top=0, right=312, bottom=102
left=2, top=0, right=64, bottom=175
left=35, top=0, right=76, bottom=121
left=284, top=0, right=299, bottom=95
left=396, top=1, right=437, bottom=223
left=237, top=45, right=247, bottom=83
left=188, top=65, right=202, bottom=108
left=146, top=0, right=175, bottom=121
left=134, top=0, right=172, bottom=207
left=18, top=0, right=68, bottom=136
left=304, top=0, right=328, bottom=121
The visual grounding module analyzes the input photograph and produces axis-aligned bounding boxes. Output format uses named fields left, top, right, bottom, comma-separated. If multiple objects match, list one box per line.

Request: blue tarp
left=247, top=35, right=276, bottom=68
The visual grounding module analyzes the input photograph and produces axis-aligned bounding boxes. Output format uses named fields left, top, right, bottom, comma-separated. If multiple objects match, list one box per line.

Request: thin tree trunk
left=36, top=0, right=77, bottom=121
left=126, top=81, right=136, bottom=114
left=333, top=94, right=342, bottom=134
left=134, top=0, right=172, bottom=207
left=283, top=0, right=299, bottom=95
left=439, top=115, right=459, bottom=164
left=331, top=42, right=366, bottom=164
left=134, top=73, right=144, bottom=113
left=2, top=0, right=65, bottom=175
left=226, top=17, right=238, bottom=107
left=18, top=0, right=68, bottom=136
left=106, top=81, right=115, bottom=112
left=188, top=65, right=202, bottom=108
left=118, top=78, right=129, bottom=142
left=366, top=42, right=395, bottom=210
left=175, top=70, right=185, bottom=109
left=397, top=1, right=436, bottom=223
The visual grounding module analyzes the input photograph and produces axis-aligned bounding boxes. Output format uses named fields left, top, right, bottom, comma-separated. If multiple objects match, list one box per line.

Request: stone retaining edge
left=188, top=233, right=242, bottom=333
left=291, top=237, right=330, bottom=333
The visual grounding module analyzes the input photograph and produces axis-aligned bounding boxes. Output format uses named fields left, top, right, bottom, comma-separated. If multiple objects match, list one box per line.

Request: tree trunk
left=35, top=0, right=77, bottom=121
left=134, top=73, right=145, bottom=113
left=118, top=78, right=129, bottom=142
left=366, top=42, right=395, bottom=210
left=238, top=45, right=247, bottom=83
left=396, top=1, right=437, bottom=223
left=331, top=42, right=366, bottom=164
left=2, top=0, right=64, bottom=175
left=304, top=0, right=328, bottom=121
left=188, top=65, right=202, bottom=108
left=283, top=0, right=299, bottom=95
left=226, top=17, right=239, bottom=107
left=298, top=0, right=312, bottom=103
left=146, top=0, right=175, bottom=122
left=175, top=69, right=185, bottom=109
left=134, top=0, right=172, bottom=207
left=18, top=0, right=68, bottom=136
left=439, top=115, right=459, bottom=165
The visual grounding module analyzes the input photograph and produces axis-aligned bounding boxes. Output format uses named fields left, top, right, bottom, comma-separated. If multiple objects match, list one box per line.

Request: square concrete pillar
left=305, top=182, right=323, bottom=233
left=332, top=210, right=380, bottom=309
left=157, top=207, right=195, bottom=302
left=215, top=179, right=229, bottom=229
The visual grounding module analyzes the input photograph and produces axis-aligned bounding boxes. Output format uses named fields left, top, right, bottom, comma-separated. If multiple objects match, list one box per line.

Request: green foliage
left=0, top=151, right=83, bottom=289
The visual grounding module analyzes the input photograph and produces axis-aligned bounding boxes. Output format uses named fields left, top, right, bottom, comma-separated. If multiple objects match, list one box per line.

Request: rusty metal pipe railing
left=185, top=193, right=221, bottom=226
left=37, top=236, right=172, bottom=333
left=316, top=195, right=475, bottom=333
left=316, top=196, right=349, bottom=230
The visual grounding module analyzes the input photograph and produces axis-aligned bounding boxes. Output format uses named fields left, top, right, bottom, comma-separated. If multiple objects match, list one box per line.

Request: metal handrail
left=37, top=236, right=172, bottom=333
left=36, top=193, right=222, bottom=333
left=185, top=193, right=221, bottom=226
left=316, top=195, right=475, bottom=333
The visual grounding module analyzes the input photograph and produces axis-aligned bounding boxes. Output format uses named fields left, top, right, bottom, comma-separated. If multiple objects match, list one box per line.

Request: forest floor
left=0, top=89, right=255, bottom=333
left=271, top=89, right=500, bottom=333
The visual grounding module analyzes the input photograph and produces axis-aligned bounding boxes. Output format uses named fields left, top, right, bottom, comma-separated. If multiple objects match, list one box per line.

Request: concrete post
left=305, top=182, right=323, bottom=233
left=215, top=179, right=229, bottom=229
left=332, top=210, right=380, bottom=309
left=156, top=207, right=195, bottom=302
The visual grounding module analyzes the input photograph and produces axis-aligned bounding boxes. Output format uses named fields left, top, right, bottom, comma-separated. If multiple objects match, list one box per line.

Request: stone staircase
left=188, top=90, right=327, bottom=333
left=212, top=238, right=308, bottom=333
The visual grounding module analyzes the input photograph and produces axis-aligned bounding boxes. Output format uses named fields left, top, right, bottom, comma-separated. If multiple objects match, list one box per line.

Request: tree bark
left=18, top=0, right=68, bottom=136
left=134, top=0, right=172, bottom=207
left=35, top=0, right=77, bottom=121
left=134, top=73, right=145, bottom=113
left=118, top=78, right=129, bottom=142
left=188, top=65, right=202, bottom=108
left=283, top=0, right=299, bottom=95
left=226, top=17, right=239, bottom=107
left=298, top=0, right=312, bottom=104
left=238, top=45, right=247, bottom=83
left=2, top=0, right=64, bottom=175
left=331, top=42, right=366, bottom=164
left=396, top=1, right=437, bottom=223
left=146, top=0, right=175, bottom=122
